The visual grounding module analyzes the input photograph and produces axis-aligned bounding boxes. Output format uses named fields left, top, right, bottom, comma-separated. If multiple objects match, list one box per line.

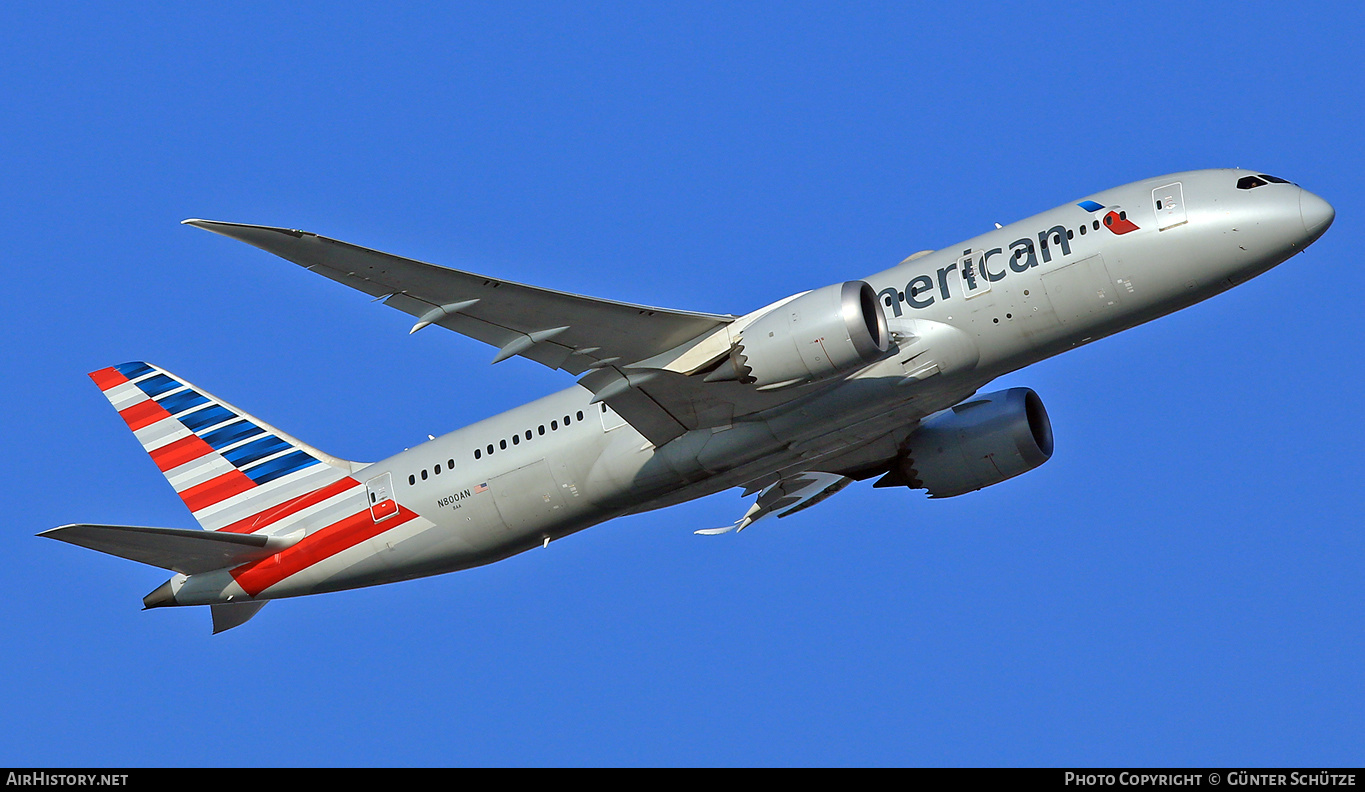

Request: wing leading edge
left=182, top=220, right=733, bottom=377
left=185, top=219, right=804, bottom=446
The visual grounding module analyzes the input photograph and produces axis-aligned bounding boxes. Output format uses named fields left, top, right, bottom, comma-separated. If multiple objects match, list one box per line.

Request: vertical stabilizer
left=88, top=362, right=362, bottom=534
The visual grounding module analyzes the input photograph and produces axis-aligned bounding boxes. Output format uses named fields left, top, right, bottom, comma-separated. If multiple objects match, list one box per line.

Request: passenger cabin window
left=461, top=407, right=594, bottom=465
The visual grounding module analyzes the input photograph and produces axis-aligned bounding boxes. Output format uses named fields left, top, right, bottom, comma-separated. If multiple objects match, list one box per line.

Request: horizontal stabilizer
left=39, top=523, right=289, bottom=576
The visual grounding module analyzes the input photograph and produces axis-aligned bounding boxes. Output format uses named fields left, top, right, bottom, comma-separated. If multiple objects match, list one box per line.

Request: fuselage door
left=1153, top=181, right=1187, bottom=231
left=366, top=472, right=399, bottom=522
left=956, top=248, right=993, bottom=299
left=599, top=402, right=626, bottom=431
left=1040, top=253, right=1119, bottom=326
left=490, top=459, right=567, bottom=534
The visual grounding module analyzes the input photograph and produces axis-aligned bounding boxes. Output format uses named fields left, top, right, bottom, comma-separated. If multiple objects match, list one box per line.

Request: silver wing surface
left=186, top=220, right=812, bottom=445
left=184, top=220, right=733, bottom=376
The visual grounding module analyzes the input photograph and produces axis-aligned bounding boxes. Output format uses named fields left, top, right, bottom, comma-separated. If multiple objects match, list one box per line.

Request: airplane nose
left=1300, top=188, right=1335, bottom=241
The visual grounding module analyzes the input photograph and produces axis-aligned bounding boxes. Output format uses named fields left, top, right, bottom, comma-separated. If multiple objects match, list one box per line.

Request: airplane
left=41, top=169, right=1334, bottom=633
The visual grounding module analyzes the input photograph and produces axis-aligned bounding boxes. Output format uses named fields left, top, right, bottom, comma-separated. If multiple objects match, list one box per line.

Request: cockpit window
left=1237, top=174, right=1294, bottom=190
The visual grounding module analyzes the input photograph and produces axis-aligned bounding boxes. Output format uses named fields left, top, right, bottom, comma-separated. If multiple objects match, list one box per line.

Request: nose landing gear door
left=366, top=472, right=399, bottom=522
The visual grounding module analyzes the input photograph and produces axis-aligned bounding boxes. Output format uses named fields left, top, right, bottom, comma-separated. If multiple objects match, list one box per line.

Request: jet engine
left=876, top=388, right=1054, bottom=498
left=706, top=281, right=890, bottom=390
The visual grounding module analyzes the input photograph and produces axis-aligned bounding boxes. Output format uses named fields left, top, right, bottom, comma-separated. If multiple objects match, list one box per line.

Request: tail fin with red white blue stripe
left=87, top=362, right=361, bottom=534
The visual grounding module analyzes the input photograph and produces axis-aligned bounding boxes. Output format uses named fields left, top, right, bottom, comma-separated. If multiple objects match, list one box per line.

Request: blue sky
left=3, top=2, right=1362, bottom=767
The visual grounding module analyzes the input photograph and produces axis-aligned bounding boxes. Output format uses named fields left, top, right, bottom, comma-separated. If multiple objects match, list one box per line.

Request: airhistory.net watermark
left=6, top=774, right=128, bottom=786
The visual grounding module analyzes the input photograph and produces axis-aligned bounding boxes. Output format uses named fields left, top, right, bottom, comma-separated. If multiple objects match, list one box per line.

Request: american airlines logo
left=1080, top=200, right=1140, bottom=235
left=880, top=208, right=1139, bottom=313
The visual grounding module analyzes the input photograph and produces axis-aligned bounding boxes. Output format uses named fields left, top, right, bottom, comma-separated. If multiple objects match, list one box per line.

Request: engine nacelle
left=725, top=281, right=890, bottom=390
left=880, top=388, right=1054, bottom=498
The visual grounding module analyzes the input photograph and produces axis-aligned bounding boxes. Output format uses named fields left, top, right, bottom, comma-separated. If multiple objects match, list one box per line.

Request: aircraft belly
left=256, top=519, right=485, bottom=596
left=313, top=538, right=400, bottom=592
left=338, top=522, right=492, bottom=587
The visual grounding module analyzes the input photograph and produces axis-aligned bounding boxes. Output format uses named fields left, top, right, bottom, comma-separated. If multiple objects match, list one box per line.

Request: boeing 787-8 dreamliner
left=43, top=169, right=1333, bottom=632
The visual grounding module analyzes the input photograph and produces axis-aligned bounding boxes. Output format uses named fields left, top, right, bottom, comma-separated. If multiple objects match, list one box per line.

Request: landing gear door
left=1153, top=181, right=1187, bottom=231
left=366, top=472, right=399, bottom=522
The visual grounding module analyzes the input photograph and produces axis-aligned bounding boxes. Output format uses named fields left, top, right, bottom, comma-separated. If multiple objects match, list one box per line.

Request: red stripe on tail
left=180, top=470, right=256, bottom=513
left=118, top=399, right=173, bottom=431
left=148, top=434, right=216, bottom=472
left=217, top=477, right=359, bottom=534
left=88, top=367, right=129, bottom=391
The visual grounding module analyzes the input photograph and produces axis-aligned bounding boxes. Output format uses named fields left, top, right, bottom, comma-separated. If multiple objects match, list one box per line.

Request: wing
left=183, top=220, right=734, bottom=377
left=185, top=220, right=813, bottom=446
